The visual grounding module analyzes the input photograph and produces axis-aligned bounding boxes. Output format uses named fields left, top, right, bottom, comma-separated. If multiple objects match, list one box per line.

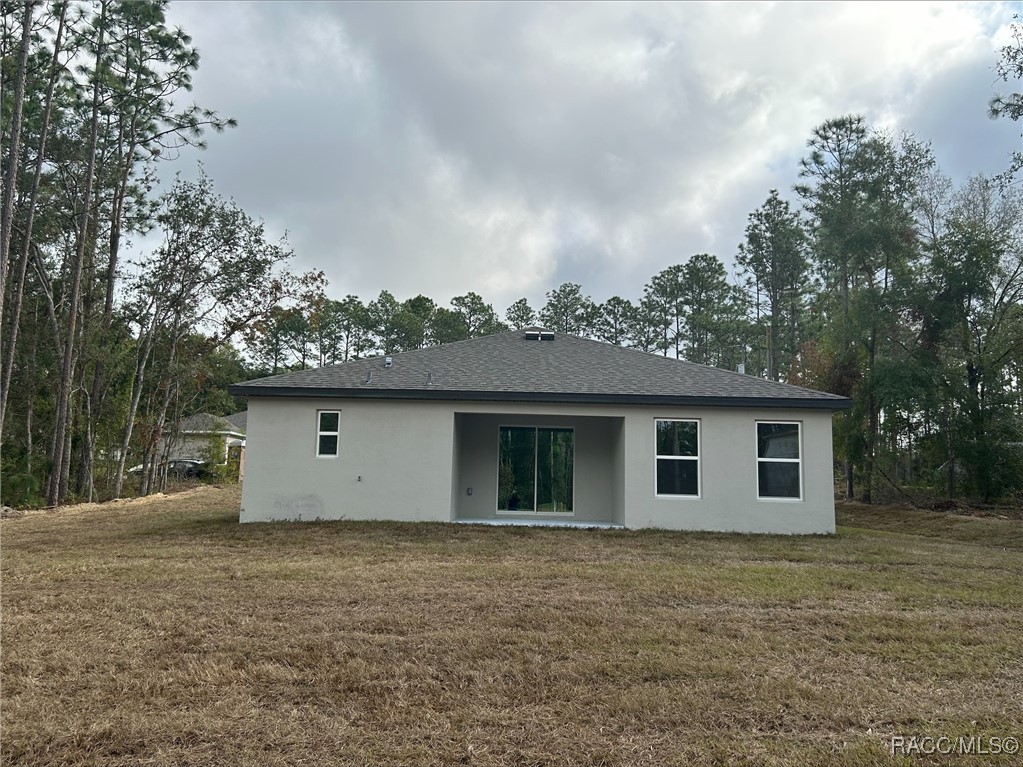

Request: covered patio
left=451, top=412, right=626, bottom=526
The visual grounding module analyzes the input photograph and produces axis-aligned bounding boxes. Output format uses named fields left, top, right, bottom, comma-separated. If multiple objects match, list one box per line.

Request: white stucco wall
left=240, top=398, right=455, bottom=522
left=163, top=433, right=236, bottom=463
left=617, top=406, right=835, bottom=534
left=240, top=397, right=837, bottom=533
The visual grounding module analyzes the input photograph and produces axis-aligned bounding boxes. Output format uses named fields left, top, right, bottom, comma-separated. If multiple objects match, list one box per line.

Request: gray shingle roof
left=229, top=331, right=850, bottom=410
left=179, top=413, right=245, bottom=434
left=224, top=411, right=248, bottom=432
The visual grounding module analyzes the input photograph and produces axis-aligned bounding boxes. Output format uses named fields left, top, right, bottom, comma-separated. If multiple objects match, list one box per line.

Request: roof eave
left=228, top=385, right=852, bottom=411
left=180, top=429, right=246, bottom=438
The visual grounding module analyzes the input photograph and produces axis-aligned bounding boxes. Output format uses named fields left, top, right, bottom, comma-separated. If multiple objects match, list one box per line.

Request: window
left=756, top=422, right=801, bottom=499
left=497, top=427, right=574, bottom=512
left=655, top=419, right=700, bottom=497
left=316, top=410, right=340, bottom=457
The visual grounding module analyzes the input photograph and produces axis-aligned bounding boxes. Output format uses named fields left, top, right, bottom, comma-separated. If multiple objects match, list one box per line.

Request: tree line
left=2, top=2, right=1021, bottom=507
left=0, top=1, right=317, bottom=505
left=244, top=124, right=1023, bottom=506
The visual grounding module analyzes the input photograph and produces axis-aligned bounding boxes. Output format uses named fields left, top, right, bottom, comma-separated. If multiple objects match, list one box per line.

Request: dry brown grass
left=3, top=488, right=1021, bottom=766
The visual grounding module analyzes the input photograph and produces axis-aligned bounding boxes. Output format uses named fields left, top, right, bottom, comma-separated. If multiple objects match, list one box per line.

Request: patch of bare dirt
left=1, top=484, right=241, bottom=520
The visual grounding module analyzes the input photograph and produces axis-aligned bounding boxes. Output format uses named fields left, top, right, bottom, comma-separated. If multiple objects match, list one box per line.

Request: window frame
left=654, top=418, right=701, bottom=499
left=315, top=410, right=341, bottom=458
left=495, top=424, right=576, bottom=516
left=755, top=420, right=803, bottom=501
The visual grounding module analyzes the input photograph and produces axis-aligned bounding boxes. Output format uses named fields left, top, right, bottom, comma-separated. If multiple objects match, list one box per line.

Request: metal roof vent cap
left=384, top=355, right=393, bottom=367
left=523, top=327, right=554, bottom=341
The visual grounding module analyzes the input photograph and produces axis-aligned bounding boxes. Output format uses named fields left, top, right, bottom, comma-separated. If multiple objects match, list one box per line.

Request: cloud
left=162, top=0, right=1020, bottom=311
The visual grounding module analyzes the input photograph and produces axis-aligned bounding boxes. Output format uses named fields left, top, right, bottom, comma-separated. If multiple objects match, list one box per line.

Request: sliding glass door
left=497, top=426, right=574, bottom=513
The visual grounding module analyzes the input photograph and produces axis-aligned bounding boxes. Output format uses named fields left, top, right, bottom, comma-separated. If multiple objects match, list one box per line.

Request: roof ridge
left=230, top=330, right=849, bottom=408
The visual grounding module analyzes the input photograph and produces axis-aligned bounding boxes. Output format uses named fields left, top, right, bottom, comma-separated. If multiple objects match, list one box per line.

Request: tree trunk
left=48, top=4, right=106, bottom=505
left=145, top=333, right=181, bottom=495
left=86, top=106, right=139, bottom=495
left=74, top=213, right=100, bottom=499
left=113, top=312, right=159, bottom=498
left=860, top=325, right=880, bottom=505
left=59, top=389, right=75, bottom=503
left=78, top=389, right=95, bottom=502
left=0, top=0, right=34, bottom=330
left=862, top=390, right=877, bottom=504
left=25, top=389, right=33, bottom=476
left=0, top=2, right=67, bottom=441
left=844, top=456, right=854, bottom=500
left=24, top=301, right=39, bottom=479
left=945, top=416, right=957, bottom=499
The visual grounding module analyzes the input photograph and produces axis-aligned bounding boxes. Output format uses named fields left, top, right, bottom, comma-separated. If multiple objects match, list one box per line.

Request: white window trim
left=654, top=418, right=701, bottom=499
left=755, top=420, right=803, bottom=502
left=495, top=424, right=576, bottom=516
left=316, top=410, right=341, bottom=458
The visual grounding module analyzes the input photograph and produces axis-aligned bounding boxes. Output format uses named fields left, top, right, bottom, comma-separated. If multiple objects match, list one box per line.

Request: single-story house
left=166, top=412, right=246, bottom=464
left=228, top=329, right=850, bottom=533
left=223, top=410, right=248, bottom=434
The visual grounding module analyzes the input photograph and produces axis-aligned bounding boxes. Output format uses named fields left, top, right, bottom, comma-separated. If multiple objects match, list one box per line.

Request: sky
left=158, top=0, right=1021, bottom=313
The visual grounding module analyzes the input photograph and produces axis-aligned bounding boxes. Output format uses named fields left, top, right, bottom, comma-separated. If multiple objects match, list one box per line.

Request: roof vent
left=384, top=355, right=393, bottom=368
left=523, top=327, right=554, bottom=341
left=364, top=370, right=373, bottom=384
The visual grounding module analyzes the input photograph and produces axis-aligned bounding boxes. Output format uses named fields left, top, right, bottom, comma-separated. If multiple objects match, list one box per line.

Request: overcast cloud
left=159, top=0, right=1021, bottom=311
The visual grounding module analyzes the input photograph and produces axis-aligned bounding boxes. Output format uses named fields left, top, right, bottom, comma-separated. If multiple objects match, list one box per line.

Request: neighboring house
left=228, top=329, right=850, bottom=533
left=223, top=410, right=248, bottom=434
left=166, top=413, right=246, bottom=464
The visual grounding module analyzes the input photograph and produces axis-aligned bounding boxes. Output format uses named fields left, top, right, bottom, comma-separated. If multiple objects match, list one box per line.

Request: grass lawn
left=2, top=487, right=1021, bottom=766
